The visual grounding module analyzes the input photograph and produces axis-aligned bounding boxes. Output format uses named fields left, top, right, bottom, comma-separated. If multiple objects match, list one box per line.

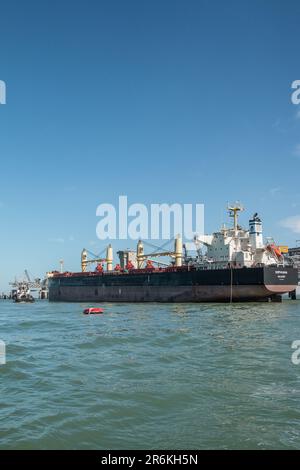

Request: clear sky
left=0, top=0, right=300, bottom=290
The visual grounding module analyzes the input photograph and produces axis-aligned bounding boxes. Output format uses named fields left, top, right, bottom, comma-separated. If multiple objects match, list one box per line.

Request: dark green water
left=0, top=299, right=300, bottom=449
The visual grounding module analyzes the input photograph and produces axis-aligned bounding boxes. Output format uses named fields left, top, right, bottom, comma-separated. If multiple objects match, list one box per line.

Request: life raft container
left=83, top=307, right=104, bottom=315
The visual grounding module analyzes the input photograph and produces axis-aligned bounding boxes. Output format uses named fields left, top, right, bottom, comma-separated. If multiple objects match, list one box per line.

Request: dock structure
left=9, top=270, right=49, bottom=300
left=287, top=247, right=300, bottom=274
left=285, top=247, right=300, bottom=300
left=288, top=246, right=300, bottom=257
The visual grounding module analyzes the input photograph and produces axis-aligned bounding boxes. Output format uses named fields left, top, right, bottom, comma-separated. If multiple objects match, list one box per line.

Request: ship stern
left=263, top=266, right=298, bottom=295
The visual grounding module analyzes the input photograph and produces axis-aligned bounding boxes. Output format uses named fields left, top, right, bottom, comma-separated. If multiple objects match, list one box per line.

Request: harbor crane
left=9, top=270, right=48, bottom=299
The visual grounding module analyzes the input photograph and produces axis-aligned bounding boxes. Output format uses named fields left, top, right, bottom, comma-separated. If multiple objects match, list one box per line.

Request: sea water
left=0, top=300, right=300, bottom=449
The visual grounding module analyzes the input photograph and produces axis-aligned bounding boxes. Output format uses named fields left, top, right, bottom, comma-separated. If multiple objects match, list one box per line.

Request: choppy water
left=0, top=299, right=300, bottom=449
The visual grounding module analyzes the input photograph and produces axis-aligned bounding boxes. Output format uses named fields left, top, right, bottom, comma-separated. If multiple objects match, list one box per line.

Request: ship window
left=95, top=289, right=98, bottom=296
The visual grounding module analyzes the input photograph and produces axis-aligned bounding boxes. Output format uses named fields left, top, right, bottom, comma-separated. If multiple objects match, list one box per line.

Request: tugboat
left=13, top=285, right=35, bottom=303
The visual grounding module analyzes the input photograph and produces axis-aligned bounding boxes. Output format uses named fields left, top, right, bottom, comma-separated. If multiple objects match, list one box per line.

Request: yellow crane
left=81, top=245, right=113, bottom=272
left=136, top=237, right=182, bottom=269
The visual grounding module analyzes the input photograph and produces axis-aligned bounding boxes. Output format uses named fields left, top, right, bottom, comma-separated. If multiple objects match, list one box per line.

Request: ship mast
left=228, top=202, right=244, bottom=233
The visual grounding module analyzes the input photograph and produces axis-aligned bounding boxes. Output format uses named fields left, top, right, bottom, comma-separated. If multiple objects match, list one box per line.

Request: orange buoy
left=83, top=307, right=104, bottom=315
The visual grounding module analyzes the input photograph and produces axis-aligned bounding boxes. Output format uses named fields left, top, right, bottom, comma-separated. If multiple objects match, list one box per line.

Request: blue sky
left=0, top=0, right=300, bottom=290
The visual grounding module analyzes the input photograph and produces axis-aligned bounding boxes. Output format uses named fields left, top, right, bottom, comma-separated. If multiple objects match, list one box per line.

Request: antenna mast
left=227, top=202, right=244, bottom=232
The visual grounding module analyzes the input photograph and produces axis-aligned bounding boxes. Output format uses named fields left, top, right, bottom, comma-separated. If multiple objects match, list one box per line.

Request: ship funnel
left=81, top=249, right=88, bottom=272
left=106, top=244, right=113, bottom=271
left=174, top=235, right=183, bottom=267
left=249, top=213, right=263, bottom=249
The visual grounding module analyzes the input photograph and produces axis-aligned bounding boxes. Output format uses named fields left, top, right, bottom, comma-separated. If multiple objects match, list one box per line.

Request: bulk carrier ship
left=48, top=204, right=298, bottom=303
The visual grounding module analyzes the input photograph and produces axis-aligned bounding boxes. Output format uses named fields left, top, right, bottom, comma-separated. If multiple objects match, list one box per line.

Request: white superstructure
left=194, top=204, right=283, bottom=269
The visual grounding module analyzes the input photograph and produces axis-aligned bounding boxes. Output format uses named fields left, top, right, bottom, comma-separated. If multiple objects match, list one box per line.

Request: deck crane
left=136, top=236, right=183, bottom=269
left=81, top=245, right=113, bottom=272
